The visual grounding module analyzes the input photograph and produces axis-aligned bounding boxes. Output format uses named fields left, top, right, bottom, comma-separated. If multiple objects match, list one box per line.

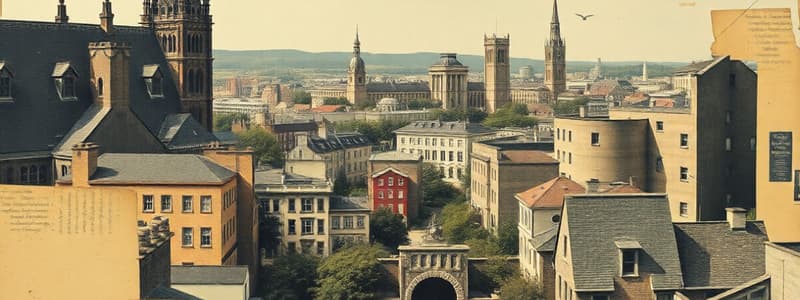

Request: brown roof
left=311, top=105, right=346, bottom=113
left=516, top=176, right=585, bottom=209
left=293, top=104, right=311, bottom=111
left=653, top=98, right=675, bottom=108
left=500, top=150, right=558, bottom=164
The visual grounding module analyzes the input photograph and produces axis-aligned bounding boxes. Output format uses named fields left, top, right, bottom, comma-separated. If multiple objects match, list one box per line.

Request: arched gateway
left=398, top=244, right=470, bottom=300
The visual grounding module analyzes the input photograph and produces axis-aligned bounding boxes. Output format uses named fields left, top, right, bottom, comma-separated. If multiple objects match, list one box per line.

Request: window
left=591, top=132, right=600, bottom=146
left=398, top=204, right=404, bottom=215
left=398, top=190, right=404, bottom=199
left=317, top=241, right=325, bottom=256
left=621, top=249, right=638, bottom=276
left=59, top=75, right=76, bottom=99
left=0, top=66, right=12, bottom=100
left=388, top=190, right=394, bottom=199
left=725, top=137, right=732, bottom=151
left=388, top=177, right=394, bottom=186
left=343, top=216, right=354, bottom=229
left=317, top=198, right=325, bottom=212
left=378, top=179, right=384, bottom=186
left=331, top=216, right=340, bottom=229
left=200, top=228, right=211, bottom=247
left=449, top=139, right=454, bottom=147
left=449, top=151, right=454, bottom=161
left=680, top=167, right=689, bottom=181
left=200, top=196, right=212, bottom=213
left=398, top=178, right=405, bottom=186
left=288, top=198, right=296, bottom=212
left=440, top=151, right=445, bottom=161
left=568, top=153, right=572, bottom=164
left=182, top=195, right=193, bottom=213
left=680, top=133, right=689, bottom=148
left=272, top=199, right=279, bottom=212
left=302, top=198, right=313, bottom=212
left=318, top=219, right=325, bottom=234
left=288, top=219, right=296, bottom=235
left=182, top=228, right=193, bottom=247
left=680, top=202, right=689, bottom=217
left=378, top=191, right=384, bottom=199
left=568, top=131, right=572, bottom=142
left=562, top=236, right=569, bottom=257
left=357, top=216, right=365, bottom=229
left=400, top=137, right=405, bottom=144
left=161, top=195, right=172, bottom=212
left=97, top=77, right=104, bottom=96
left=457, top=152, right=463, bottom=162
left=302, top=219, right=313, bottom=235
left=143, top=195, right=154, bottom=212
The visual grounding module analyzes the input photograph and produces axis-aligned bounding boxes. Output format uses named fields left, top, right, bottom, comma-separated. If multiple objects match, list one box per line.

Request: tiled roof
left=395, top=120, right=496, bottom=136
left=674, top=221, right=768, bottom=289
left=0, top=20, right=191, bottom=155
left=171, top=266, right=248, bottom=285
left=516, top=177, right=584, bottom=209
left=563, top=194, right=683, bottom=292
left=61, top=153, right=236, bottom=185
left=311, top=105, right=346, bottom=113
left=500, top=150, right=558, bottom=164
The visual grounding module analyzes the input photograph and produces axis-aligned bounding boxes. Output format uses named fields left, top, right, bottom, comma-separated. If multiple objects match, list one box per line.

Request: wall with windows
left=0, top=158, right=52, bottom=186
left=371, top=170, right=410, bottom=218
left=330, top=211, right=370, bottom=252
left=262, top=193, right=331, bottom=257
left=396, top=131, right=495, bottom=186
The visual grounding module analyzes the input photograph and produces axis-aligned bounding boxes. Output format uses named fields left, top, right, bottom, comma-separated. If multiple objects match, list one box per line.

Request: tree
left=466, top=238, right=501, bottom=257
left=441, top=202, right=486, bottom=244
left=370, top=208, right=409, bottom=252
left=315, top=244, right=388, bottom=300
left=432, top=108, right=488, bottom=123
left=421, top=164, right=459, bottom=207
left=213, top=112, right=250, bottom=132
left=323, top=97, right=350, bottom=106
left=484, top=256, right=518, bottom=289
left=236, top=127, right=284, bottom=167
left=407, top=98, right=441, bottom=110
left=553, top=97, right=590, bottom=116
left=496, top=220, right=519, bottom=255
left=482, top=103, right=539, bottom=128
left=293, top=90, right=312, bottom=104
left=259, top=214, right=282, bottom=258
left=499, top=275, right=544, bottom=300
left=335, top=120, right=409, bottom=144
left=262, top=254, right=320, bottom=300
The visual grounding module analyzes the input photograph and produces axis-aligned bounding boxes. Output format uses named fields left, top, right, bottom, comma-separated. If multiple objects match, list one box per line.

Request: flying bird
left=575, top=13, right=595, bottom=21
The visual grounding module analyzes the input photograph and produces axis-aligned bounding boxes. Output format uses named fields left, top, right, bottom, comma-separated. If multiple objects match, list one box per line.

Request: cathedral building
left=0, top=0, right=218, bottom=186
left=544, top=0, right=567, bottom=98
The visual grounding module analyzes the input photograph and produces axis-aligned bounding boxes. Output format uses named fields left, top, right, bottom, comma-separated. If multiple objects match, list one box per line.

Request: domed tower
left=140, top=0, right=214, bottom=130
left=347, top=29, right=368, bottom=107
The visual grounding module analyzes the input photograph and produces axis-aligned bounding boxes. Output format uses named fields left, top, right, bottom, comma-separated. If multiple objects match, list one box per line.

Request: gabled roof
left=370, top=151, right=421, bottom=162
left=0, top=20, right=187, bottom=155
left=61, top=153, right=236, bottom=185
left=372, top=167, right=409, bottom=178
left=307, top=132, right=371, bottom=153
left=532, top=226, right=559, bottom=252
left=674, top=221, right=768, bottom=289
left=171, top=266, right=249, bottom=285
left=563, top=194, right=683, bottom=292
left=158, top=113, right=219, bottom=151
left=52, top=104, right=111, bottom=157
left=142, top=64, right=161, bottom=78
left=516, top=177, right=584, bottom=209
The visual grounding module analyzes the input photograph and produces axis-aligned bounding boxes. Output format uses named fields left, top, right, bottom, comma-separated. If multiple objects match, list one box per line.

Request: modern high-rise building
left=484, top=34, right=511, bottom=113
left=141, top=0, right=214, bottom=130
left=544, top=0, right=566, bottom=98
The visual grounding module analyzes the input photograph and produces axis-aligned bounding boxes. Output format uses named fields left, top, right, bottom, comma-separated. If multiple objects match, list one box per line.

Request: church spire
left=550, top=0, right=562, bottom=42
left=353, top=26, right=361, bottom=56
left=56, top=0, right=69, bottom=24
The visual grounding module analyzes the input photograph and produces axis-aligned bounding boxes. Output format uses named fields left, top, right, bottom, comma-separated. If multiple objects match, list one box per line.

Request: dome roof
left=378, top=97, right=399, bottom=105
left=349, top=56, right=365, bottom=71
left=433, top=53, right=463, bottom=67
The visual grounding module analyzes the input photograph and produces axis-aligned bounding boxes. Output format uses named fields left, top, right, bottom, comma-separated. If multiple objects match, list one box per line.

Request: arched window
left=161, top=35, right=167, bottom=51
left=195, top=69, right=203, bottom=94
left=38, top=165, right=48, bottom=184
left=3, top=167, right=13, bottom=184
left=29, top=165, right=38, bottom=184
left=61, top=165, right=69, bottom=177
left=97, top=78, right=104, bottom=96
left=20, top=166, right=29, bottom=184
left=187, top=70, right=195, bottom=94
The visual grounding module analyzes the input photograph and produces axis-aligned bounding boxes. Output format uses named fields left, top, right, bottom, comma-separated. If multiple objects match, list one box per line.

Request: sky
left=3, top=0, right=798, bottom=62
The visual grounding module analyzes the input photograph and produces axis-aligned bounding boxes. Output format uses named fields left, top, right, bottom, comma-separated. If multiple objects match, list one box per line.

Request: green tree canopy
left=236, top=127, right=284, bottom=167
left=213, top=112, right=250, bottom=132
left=369, top=208, right=409, bottom=252
left=482, top=103, right=539, bottom=128
left=432, top=108, right=488, bottom=123
left=323, top=97, right=350, bottom=106
left=496, top=220, right=519, bottom=255
left=553, top=97, right=590, bottom=116
left=293, top=90, right=312, bottom=104
left=407, top=98, right=442, bottom=110
left=421, top=163, right=459, bottom=207
left=259, top=214, right=282, bottom=258
left=335, top=120, right=409, bottom=144
left=441, top=202, right=487, bottom=244
left=499, top=275, right=544, bottom=300
left=261, top=254, right=319, bottom=300
left=314, top=244, right=388, bottom=300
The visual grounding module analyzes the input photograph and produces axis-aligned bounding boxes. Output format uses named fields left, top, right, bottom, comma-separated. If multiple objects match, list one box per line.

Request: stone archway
left=404, top=271, right=465, bottom=300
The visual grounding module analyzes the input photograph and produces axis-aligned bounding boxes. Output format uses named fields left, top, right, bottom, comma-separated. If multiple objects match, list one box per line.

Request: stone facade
left=544, top=0, right=566, bottom=97
left=398, top=245, right=470, bottom=300
left=484, top=35, right=511, bottom=113
left=765, top=243, right=800, bottom=299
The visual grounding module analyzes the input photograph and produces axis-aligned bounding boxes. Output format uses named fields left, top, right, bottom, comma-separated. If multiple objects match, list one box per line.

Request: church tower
left=140, top=0, right=213, bottom=130
left=484, top=34, right=510, bottom=113
left=347, top=29, right=368, bottom=107
left=544, top=0, right=566, bottom=99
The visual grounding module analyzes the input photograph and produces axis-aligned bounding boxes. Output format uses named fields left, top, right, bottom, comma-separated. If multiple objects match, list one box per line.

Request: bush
left=236, top=127, right=284, bottom=167
left=497, top=220, right=519, bottom=255
left=482, top=103, right=538, bottom=128
left=370, top=208, right=409, bottom=252
left=293, top=90, right=312, bottom=104
left=314, top=244, right=388, bottom=300
left=500, top=275, right=544, bottom=300
left=261, top=254, right=319, bottom=300
left=441, top=202, right=485, bottom=244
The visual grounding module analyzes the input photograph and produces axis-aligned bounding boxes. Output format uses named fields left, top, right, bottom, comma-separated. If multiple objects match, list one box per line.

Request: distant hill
left=213, top=49, right=688, bottom=78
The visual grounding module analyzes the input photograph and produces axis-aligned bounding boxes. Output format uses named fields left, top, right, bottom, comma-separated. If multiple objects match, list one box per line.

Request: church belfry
left=544, top=0, right=566, bottom=99
left=484, top=34, right=510, bottom=113
left=140, top=0, right=214, bottom=130
left=346, top=28, right=367, bottom=107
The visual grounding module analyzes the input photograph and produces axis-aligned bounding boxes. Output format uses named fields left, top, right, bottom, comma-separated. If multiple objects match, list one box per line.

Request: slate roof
left=370, top=151, right=421, bottom=162
left=367, top=82, right=430, bottom=93
left=158, top=113, right=219, bottom=151
left=0, top=20, right=187, bottom=155
left=468, top=82, right=485, bottom=91
left=673, top=221, right=768, bottom=289
left=330, top=196, right=370, bottom=211
left=171, top=265, right=249, bottom=285
left=146, top=285, right=202, bottom=300
left=532, top=226, right=559, bottom=252
left=563, top=194, right=683, bottom=292
left=307, top=132, right=371, bottom=153
left=673, top=57, right=725, bottom=75
left=394, top=120, right=496, bottom=136
left=516, top=177, right=584, bottom=209
left=52, top=104, right=111, bottom=157
left=61, top=153, right=236, bottom=185
left=255, top=168, right=329, bottom=187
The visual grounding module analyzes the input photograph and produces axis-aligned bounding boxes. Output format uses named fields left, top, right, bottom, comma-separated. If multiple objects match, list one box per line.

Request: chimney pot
left=725, top=207, right=747, bottom=230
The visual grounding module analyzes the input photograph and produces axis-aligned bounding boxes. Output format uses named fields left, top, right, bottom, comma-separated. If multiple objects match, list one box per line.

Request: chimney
left=71, top=143, right=100, bottom=187
left=55, top=0, right=69, bottom=24
left=89, top=41, right=131, bottom=109
left=100, top=0, right=114, bottom=34
left=586, top=178, right=600, bottom=193
left=628, top=176, right=640, bottom=189
left=725, top=207, right=747, bottom=230
left=579, top=106, right=587, bottom=117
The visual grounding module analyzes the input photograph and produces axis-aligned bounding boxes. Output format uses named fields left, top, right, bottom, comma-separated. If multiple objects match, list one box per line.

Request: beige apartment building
left=329, top=196, right=371, bottom=252
left=285, top=126, right=372, bottom=185
left=395, top=120, right=496, bottom=186
left=554, top=56, right=757, bottom=221
left=470, top=137, right=559, bottom=233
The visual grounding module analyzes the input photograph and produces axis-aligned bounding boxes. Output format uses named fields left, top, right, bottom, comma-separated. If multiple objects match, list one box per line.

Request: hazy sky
left=3, top=0, right=798, bottom=62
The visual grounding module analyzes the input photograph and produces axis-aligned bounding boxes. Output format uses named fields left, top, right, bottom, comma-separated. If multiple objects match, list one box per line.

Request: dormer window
left=143, top=65, right=164, bottom=98
left=52, top=62, right=78, bottom=101
left=0, top=61, right=13, bottom=102
left=615, top=240, right=641, bottom=277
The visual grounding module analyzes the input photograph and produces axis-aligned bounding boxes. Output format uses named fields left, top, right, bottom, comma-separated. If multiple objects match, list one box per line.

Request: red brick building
left=371, top=167, right=411, bottom=218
